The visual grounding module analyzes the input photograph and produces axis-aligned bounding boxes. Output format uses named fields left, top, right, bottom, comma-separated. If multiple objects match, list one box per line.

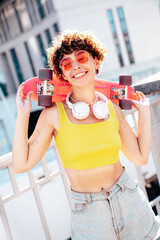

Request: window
left=117, top=7, right=134, bottom=64
left=24, top=42, right=36, bottom=76
left=107, top=9, right=124, bottom=66
left=10, top=48, right=24, bottom=84
left=45, top=0, right=54, bottom=14
left=0, top=14, right=9, bottom=42
left=0, top=66, right=8, bottom=96
left=0, top=33, right=3, bottom=44
left=0, top=16, right=6, bottom=41
left=0, top=121, right=11, bottom=155
left=24, top=0, right=38, bottom=26
left=36, top=0, right=45, bottom=19
left=1, top=52, right=16, bottom=94
left=14, top=0, right=32, bottom=31
left=45, top=28, right=52, bottom=46
left=0, top=9, right=12, bottom=40
left=0, top=0, right=32, bottom=40
left=0, top=67, right=5, bottom=83
left=12, top=1, right=23, bottom=32
left=36, top=34, right=48, bottom=67
left=53, top=22, right=60, bottom=34
left=3, top=4, right=20, bottom=38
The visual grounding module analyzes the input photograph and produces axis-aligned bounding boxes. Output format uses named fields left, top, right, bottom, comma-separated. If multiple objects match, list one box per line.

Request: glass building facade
left=36, top=34, right=48, bottom=67
left=0, top=0, right=60, bottom=95
left=53, top=22, right=60, bottom=34
left=117, top=7, right=134, bottom=64
left=45, top=28, right=52, bottom=46
left=107, top=7, right=135, bottom=66
left=10, top=48, right=24, bottom=84
left=0, top=0, right=57, bottom=44
left=36, top=0, right=46, bottom=19
left=107, top=9, right=124, bottom=67
left=24, top=41, right=36, bottom=76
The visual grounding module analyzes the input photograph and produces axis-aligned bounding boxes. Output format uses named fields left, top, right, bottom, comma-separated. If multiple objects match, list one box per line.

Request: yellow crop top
left=55, top=100, right=121, bottom=170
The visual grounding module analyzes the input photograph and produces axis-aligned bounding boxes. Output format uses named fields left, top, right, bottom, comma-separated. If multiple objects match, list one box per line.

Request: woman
left=13, top=30, right=160, bottom=239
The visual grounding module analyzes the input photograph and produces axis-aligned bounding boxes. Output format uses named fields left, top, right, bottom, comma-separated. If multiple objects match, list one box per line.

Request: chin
left=72, top=76, right=94, bottom=87
left=73, top=81, right=90, bottom=88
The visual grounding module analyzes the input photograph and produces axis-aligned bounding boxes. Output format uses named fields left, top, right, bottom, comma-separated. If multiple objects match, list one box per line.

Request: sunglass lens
left=60, top=58, right=72, bottom=71
left=77, top=51, right=89, bottom=64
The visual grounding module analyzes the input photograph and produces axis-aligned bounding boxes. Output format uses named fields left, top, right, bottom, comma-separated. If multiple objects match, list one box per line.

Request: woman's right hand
left=16, top=83, right=33, bottom=114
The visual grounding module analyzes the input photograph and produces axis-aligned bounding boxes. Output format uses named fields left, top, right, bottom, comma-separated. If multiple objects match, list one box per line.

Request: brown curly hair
left=47, top=30, right=107, bottom=77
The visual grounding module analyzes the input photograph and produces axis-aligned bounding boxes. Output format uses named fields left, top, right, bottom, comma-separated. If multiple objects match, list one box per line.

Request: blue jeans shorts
left=70, top=169, right=160, bottom=240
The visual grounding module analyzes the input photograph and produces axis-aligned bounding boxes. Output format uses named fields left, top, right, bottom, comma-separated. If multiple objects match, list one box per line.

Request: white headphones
left=66, top=91, right=109, bottom=120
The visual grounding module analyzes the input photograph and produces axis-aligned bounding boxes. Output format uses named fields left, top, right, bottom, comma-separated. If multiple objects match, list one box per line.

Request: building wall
left=0, top=0, right=160, bottom=94
left=0, top=0, right=60, bottom=95
left=53, top=0, right=160, bottom=78
left=0, top=0, right=160, bottom=154
left=0, top=0, right=60, bottom=155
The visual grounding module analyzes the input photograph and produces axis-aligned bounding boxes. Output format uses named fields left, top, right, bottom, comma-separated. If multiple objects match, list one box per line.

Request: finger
left=133, top=92, right=138, bottom=101
left=26, top=91, right=33, bottom=100
left=137, top=92, right=145, bottom=102
left=136, top=91, right=145, bottom=101
left=17, top=83, right=25, bottom=97
left=138, top=92, right=145, bottom=101
left=136, top=91, right=141, bottom=101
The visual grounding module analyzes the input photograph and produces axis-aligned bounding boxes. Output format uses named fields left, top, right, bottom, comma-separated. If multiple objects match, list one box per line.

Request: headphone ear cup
left=93, top=101, right=109, bottom=119
left=72, top=102, right=90, bottom=119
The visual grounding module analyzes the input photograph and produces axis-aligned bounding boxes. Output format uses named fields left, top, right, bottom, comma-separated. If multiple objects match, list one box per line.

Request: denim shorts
left=70, top=169, right=160, bottom=240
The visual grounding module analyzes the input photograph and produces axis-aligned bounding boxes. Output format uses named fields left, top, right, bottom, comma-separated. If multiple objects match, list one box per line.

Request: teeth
left=74, top=72, right=86, bottom=78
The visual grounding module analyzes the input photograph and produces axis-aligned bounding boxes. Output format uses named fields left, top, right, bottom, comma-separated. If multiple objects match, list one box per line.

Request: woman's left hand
left=131, top=91, right=150, bottom=111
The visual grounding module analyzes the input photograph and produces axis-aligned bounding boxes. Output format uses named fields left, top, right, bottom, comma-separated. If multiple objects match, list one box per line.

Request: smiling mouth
left=73, top=71, right=88, bottom=79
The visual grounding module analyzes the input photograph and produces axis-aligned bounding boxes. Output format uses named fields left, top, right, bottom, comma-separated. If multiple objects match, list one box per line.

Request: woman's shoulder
left=111, top=102, right=125, bottom=123
left=41, top=102, right=59, bottom=115
left=40, top=102, right=60, bottom=128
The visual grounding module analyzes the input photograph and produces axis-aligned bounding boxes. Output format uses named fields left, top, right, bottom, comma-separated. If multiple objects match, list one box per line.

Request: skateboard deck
left=23, top=70, right=136, bottom=109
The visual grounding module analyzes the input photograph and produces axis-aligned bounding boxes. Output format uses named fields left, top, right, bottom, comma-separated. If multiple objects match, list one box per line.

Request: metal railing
left=0, top=145, right=71, bottom=240
left=123, top=94, right=160, bottom=214
left=0, top=94, right=160, bottom=240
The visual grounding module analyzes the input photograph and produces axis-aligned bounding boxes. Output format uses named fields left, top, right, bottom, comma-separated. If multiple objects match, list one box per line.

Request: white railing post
left=27, top=170, right=52, bottom=240
left=0, top=197, right=13, bottom=240
left=54, top=145, right=71, bottom=206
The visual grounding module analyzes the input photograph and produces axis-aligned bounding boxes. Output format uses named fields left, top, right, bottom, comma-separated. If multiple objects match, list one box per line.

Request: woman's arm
left=114, top=92, right=151, bottom=165
left=12, top=83, right=56, bottom=173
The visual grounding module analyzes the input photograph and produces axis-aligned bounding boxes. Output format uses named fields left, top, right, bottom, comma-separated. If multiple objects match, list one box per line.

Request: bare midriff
left=65, top=161, right=124, bottom=193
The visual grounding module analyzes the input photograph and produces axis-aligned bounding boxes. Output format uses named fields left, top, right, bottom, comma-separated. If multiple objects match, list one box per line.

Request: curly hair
left=47, top=30, right=107, bottom=77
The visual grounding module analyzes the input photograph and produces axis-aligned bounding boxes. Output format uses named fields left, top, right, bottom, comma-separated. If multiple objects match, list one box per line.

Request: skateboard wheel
left=39, top=69, right=52, bottom=81
left=119, top=99, right=132, bottom=110
left=38, top=95, right=52, bottom=107
left=119, top=75, right=132, bottom=86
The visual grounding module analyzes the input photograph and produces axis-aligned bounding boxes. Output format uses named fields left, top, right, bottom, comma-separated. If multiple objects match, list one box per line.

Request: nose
left=72, top=60, right=81, bottom=70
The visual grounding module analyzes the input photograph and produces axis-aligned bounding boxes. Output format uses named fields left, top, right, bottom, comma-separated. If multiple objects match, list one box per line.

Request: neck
left=71, top=82, right=97, bottom=105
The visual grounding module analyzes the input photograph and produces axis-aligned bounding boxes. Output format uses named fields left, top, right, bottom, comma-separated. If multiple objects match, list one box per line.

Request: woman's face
left=60, top=50, right=100, bottom=87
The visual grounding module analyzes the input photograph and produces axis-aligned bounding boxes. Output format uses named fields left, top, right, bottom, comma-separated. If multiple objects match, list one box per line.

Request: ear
left=61, top=71, right=68, bottom=81
left=95, top=59, right=101, bottom=73
left=95, top=59, right=101, bottom=72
